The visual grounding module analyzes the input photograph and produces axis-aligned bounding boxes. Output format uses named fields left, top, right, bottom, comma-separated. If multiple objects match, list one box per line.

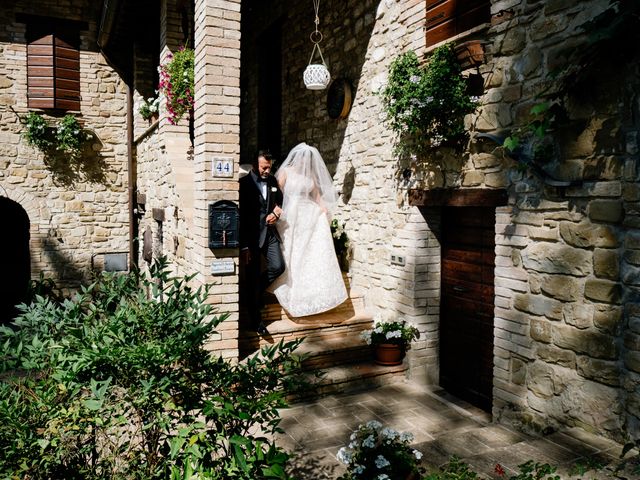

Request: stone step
left=239, top=307, right=373, bottom=355
left=295, top=335, right=373, bottom=370
left=290, top=361, right=408, bottom=402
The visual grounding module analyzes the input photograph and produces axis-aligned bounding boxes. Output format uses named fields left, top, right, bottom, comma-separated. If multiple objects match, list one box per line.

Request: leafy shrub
left=381, top=46, right=478, bottom=157
left=0, top=258, right=300, bottom=479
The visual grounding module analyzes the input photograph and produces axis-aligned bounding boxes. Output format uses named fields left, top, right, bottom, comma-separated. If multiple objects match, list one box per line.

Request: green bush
left=0, top=258, right=300, bottom=479
left=381, top=46, right=478, bottom=157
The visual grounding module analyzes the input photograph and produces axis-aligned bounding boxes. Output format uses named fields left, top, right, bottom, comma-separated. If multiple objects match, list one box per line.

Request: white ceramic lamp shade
left=304, top=63, right=331, bottom=90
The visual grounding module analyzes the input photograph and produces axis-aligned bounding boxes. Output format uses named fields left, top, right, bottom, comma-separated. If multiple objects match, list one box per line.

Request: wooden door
left=440, top=206, right=494, bottom=411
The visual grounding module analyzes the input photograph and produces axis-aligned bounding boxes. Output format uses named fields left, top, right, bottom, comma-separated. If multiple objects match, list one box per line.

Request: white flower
left=337, top=447, right=353, bottom=465
left=374, top=327, right=382, bottom=334
left=375, top=455, right=390, bottom=469
left=354, top=464, right=365, bottom=474
left=361, top=331, right=372, bottom=345
left=377, top=475, right=390, bottom=480
left=400, top=431, right=414, bottom=443
left=385, top=330, right=401, bottom=339
left=425, top=96, right=434, bottom=103
left=366, top=420, right=382, bottom=430
left=381, top=427, right=398, bottom=440
left=413, top=449, right=423, bottom=460
left=409, top=75, right=420, bottom=83
left=271, top=187, right=277, bottom=192
left=362, top=434, right=376, bottom=448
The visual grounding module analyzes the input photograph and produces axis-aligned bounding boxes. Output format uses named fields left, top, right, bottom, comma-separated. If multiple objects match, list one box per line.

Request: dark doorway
left=0, top=197, right=31, bottom=324
left=257, top=20, right=282, bottom=160
left=440, top=206, right=495, bottom=411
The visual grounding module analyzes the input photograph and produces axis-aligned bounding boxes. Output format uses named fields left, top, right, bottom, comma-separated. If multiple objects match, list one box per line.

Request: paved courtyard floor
left=276, top=381, right=638, bottom=479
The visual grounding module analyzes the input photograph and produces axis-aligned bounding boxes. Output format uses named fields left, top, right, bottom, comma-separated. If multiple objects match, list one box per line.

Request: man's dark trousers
left=246, top=228, right=284, bottom=326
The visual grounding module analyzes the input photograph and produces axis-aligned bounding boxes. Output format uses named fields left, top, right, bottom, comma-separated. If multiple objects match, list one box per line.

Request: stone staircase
left=239, top=275, right=408, bottom=400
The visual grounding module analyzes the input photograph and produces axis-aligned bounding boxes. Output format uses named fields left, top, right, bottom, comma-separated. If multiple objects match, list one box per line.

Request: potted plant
left=158, top=46, right=194, bottom=125
left=337, top=420, right=424, bottom=480
left=138, top=94, right=160, bottom=123
left=361, top=319, right=420, bottom=366
left=331, top=219, right=350, bottom=271
left=380, top=45, right=479, bottom=158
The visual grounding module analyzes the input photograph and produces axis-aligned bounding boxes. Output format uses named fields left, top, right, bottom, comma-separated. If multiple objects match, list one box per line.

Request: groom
left=239, top=149, right=285, bottom=334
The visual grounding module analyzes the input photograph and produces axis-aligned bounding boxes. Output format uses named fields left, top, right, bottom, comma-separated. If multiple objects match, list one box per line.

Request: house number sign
left=212, top=157, right=234, bottom=178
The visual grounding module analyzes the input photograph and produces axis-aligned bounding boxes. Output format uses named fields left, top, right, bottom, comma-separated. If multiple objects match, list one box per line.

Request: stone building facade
left=1, top=0, right=638, bottom=443
left=0, top=0, right=129, bottom=293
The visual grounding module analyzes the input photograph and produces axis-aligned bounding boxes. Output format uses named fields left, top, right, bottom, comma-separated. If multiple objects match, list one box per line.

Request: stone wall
left=240, top=0, right=640, bottom=440
left=0, top=0, right=129, bottom=291
left=483, top=0, right=638, bottom=441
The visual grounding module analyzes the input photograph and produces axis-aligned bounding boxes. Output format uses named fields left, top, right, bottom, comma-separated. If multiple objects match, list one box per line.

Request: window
left=425, top=0, right=491, bottom=47
left=26, top=21, right=81, bottom=111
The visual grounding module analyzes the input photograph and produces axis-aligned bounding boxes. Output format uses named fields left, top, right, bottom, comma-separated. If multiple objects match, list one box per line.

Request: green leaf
left=530, top=102, right=550, bottom=115
left=503, top=136, right=520, bottom=151
left=36, top=439, right=50, bottom=450
left=83, top=399, right=103, bottom=411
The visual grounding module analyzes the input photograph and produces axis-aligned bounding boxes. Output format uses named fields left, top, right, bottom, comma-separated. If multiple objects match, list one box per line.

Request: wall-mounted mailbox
left=208, top=200, right=239, bottom=249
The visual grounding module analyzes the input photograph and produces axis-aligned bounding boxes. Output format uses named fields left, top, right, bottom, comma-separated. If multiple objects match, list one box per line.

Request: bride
left=269, top=142, right=347, bottom=317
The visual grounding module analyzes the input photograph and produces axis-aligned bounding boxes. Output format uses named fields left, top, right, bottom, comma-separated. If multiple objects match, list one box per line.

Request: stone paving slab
left=275, top=381, right=639, bottom=479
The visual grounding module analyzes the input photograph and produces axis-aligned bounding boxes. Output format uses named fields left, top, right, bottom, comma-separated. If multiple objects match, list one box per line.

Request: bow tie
left=256, top=176, right=267, bottom=183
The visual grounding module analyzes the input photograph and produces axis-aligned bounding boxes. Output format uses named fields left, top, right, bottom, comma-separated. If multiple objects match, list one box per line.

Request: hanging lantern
left=304, top=0, right=330, bottom=90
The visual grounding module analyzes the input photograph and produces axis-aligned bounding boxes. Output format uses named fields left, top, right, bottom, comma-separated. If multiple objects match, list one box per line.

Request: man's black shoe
left=256, top=322, right=268, bottom=335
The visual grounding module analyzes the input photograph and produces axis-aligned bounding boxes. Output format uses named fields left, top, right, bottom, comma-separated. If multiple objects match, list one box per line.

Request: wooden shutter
left=27, top=28, right=80, bottom=111
left=426, top=0, right=490, bottom=47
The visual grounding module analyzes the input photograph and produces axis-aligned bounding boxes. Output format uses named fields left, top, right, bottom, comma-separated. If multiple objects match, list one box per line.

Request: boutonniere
left=271, top=187, right=277, bottom=192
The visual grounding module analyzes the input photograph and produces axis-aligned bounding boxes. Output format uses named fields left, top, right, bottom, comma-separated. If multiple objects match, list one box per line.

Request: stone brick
left=624, top=332, right=640, bottom=352
left=588, top=200, right=624, bottom=223
left=552, top=324, right=617, bottom=359
left=499, top=28, right=526, bottom=55
left=530, top=318, right=552, bottom=343
left=622, top=264, right=640, bottom=287
left=528, top=361, right=566, bottom=398
left=576, top=356, right=620, bottom=387
left=594, top=250, right=620, bottom=284
left=584, top=279, right=622, bottom=304
left=472, top=152, right=502, bottom=169
left=583, top=156, right=624, bottom=181
left=462, top=170, right=483, bottom=186
left=536, top=344, right=576, bottom=369
left=563, top=303, right=593, bottom=329
left=540, top=274, right=581, bottom=301
left=624, top=351, right=640, bottom=375
left=515, top=293, right=563, bottom=319
left=511, top=357, right=527, bottom=385
left=522, top=242, right=591, bottom=276
left=559, top=221, right=618, bottom=248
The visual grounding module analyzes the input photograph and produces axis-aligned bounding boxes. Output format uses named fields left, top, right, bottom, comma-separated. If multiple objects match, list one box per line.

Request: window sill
left=425, top=22, right=491, bottom=56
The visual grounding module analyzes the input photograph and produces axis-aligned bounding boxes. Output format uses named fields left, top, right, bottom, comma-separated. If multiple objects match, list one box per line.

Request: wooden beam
left=409, top=188, right=508, bottom=207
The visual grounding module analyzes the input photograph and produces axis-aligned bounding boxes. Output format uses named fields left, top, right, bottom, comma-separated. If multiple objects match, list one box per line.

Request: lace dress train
left=271, top=196, right=347, bottom=317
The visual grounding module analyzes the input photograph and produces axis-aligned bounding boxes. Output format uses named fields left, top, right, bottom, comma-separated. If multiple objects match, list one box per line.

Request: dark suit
left=239, top=170, right=285, bottom=326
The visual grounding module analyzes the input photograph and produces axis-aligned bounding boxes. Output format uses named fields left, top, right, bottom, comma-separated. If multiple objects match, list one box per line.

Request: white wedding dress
left=271, top=169, right=347, bottom=317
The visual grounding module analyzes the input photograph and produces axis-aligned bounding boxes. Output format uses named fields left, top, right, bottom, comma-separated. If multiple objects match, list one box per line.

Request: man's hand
left=266, top=206, right=282, bottom=225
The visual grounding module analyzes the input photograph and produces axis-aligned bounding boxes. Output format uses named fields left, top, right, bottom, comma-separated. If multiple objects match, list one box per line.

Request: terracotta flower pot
left=373, top=343, right=405, bottom=366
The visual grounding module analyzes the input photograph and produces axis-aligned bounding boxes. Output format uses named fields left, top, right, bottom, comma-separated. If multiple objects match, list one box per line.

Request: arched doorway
left=0, top=197, right=31, bottom=324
